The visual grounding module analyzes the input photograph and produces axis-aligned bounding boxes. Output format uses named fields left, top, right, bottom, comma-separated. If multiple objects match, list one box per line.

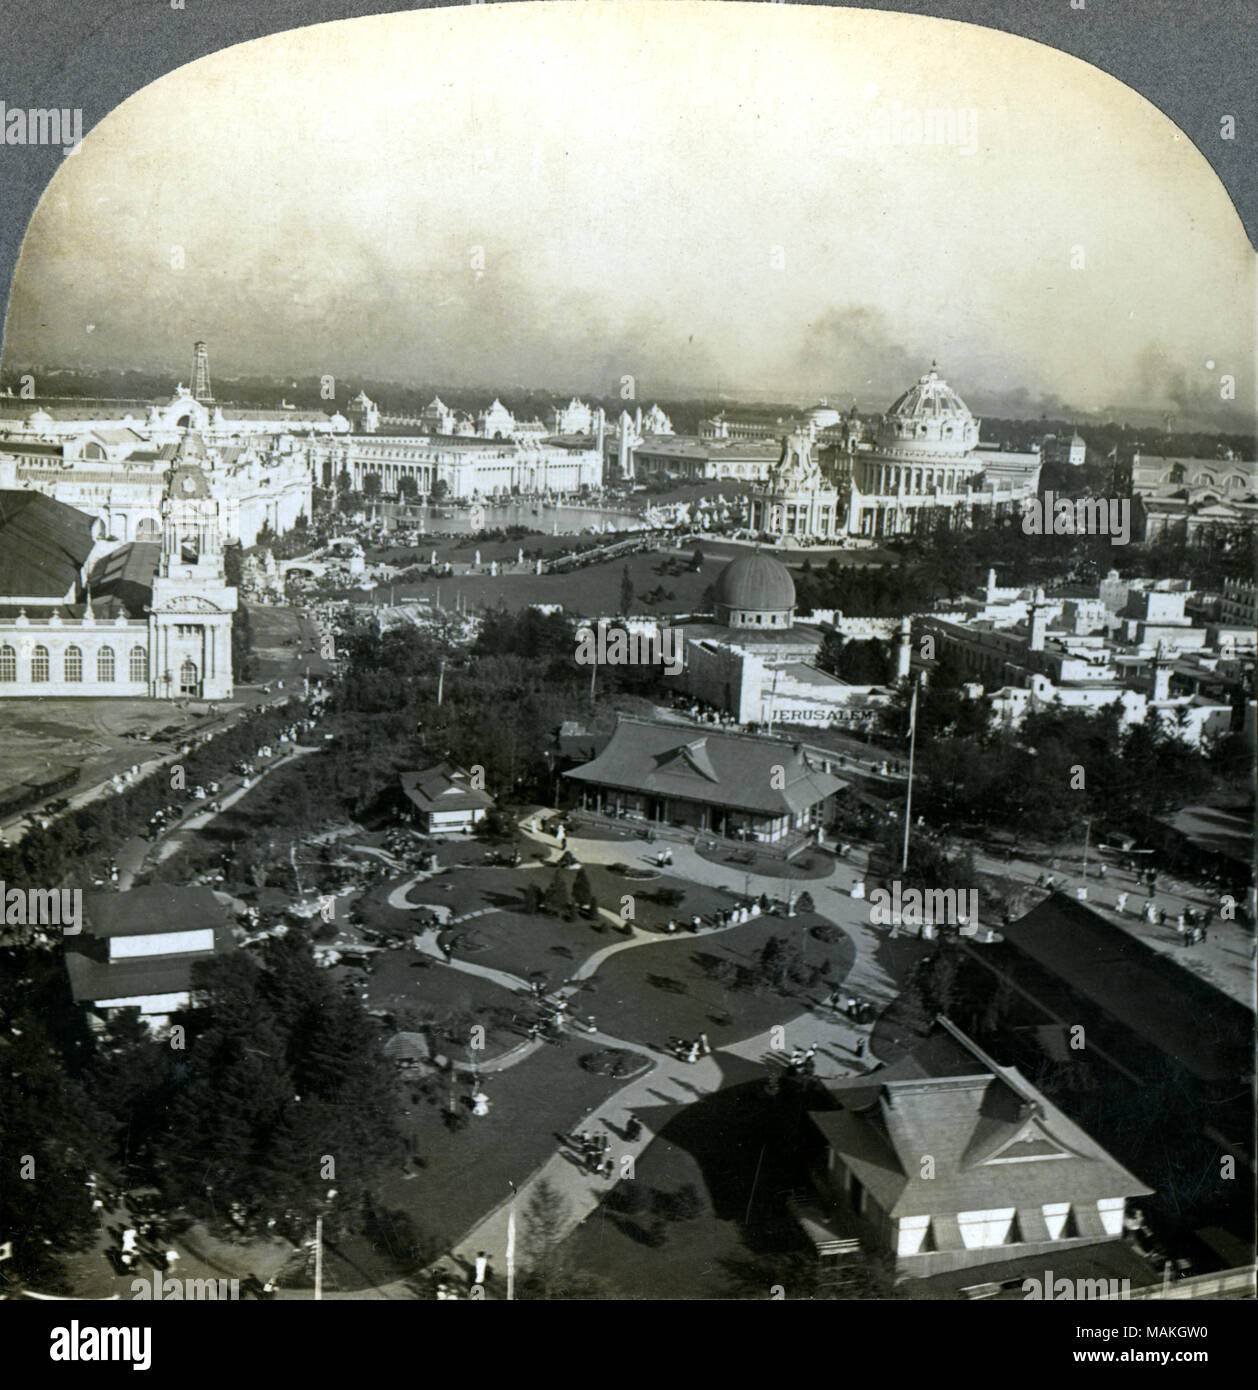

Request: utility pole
left=506, top=1181, right=517, bottom=1302
left=437, top=658, right=446, bottom=708
left=901, top=676, right=920, bottom=876
left=314, top=1212, right=323, bottom=1301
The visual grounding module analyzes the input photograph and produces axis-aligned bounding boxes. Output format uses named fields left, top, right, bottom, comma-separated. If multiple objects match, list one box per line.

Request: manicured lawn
left=361, top=949, right=525, bottom=1054
left=411, top=864, right=745, bottom=980
left=694, top=841, right=837, bottom=882
left=439, top=910, right=604, bottom=986
left=373, top=1042, right=640, bottom=1249
left=568, top=914, right=856, bottom=1049
left=562, top=1064, right=823, bottom=1299
left=582, top=863, right=742, bottom=932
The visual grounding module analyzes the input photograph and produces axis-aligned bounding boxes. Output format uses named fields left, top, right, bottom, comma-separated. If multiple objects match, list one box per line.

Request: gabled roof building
left=65, top=885, right=235, bottom=1027
left=804, top=1019, right=1153, bottom=1277
left=400, top=762, right=496, bottom=834
left=564, top=715, right=846, bottom=841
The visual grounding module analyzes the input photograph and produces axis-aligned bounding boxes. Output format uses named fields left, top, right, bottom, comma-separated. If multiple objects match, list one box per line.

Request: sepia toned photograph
left=0, top=0, right=1253, bottom=1337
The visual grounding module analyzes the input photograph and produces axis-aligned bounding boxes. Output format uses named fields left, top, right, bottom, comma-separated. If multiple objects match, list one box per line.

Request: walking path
left=417, top=824, right=898, bottom=1289
left=102, top=810, right=1249, bottom=1300
left=116, top=745, right=321, bottom=891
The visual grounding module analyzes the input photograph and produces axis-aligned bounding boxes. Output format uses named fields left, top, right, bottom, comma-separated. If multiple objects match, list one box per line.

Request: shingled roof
left=564, top=715, right=846, bottom=816
left=810, top=1019, right=1151, bottom=1221
left=400, top=762, right=496, bottom=814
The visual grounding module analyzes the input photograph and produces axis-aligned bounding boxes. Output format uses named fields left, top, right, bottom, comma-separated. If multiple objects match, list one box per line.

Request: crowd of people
left=668, top=1033, right=712, bottom=1064
left=569, top=1130, right=616, bottom=1178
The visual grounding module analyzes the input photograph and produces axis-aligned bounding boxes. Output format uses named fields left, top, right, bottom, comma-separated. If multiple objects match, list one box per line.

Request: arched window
left=31, top=645, right=49, bottom=682
left=180, top=658, right=199, bottom=695
left=64, top=645, right=83, bottom=682
left=0, top=645, right=15, bottom=682
left=97, top=646, right=116, bottom=682
left=129, top=646, right=148, bottom=683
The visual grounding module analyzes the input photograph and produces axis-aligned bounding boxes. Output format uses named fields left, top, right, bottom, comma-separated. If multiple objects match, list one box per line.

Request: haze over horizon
left=2, top=2, right=1254, bottom=433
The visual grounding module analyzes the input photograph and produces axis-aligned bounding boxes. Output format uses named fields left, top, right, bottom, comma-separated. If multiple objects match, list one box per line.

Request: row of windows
left=0, top=644, right=148, bottom=684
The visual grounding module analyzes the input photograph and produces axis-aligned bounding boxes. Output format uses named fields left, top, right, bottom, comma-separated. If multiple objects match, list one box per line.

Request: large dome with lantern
left=876, top=365, right=980, bottom=456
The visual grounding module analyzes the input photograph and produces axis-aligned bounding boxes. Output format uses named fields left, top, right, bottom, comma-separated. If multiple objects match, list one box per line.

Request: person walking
left=472, top=1251, right=488, bottom=1289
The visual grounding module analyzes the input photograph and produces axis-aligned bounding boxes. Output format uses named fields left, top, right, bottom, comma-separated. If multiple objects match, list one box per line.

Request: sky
left=3, top=1, right=1254, bottom=429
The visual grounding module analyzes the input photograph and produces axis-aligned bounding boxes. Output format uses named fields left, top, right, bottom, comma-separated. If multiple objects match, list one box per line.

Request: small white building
left=66, top=886, right=234, bottom=1027
left=400, top=762, right=496, bottom=834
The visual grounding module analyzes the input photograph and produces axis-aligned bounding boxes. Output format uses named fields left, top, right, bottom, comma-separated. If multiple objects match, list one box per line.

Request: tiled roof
left=0, top=490, right=97, bottom=597
left=564, top=716, right=846, bottom=815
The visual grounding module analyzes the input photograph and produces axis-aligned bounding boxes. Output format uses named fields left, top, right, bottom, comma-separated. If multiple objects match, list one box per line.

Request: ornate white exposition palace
left=0, top=443, right=236, bottom=700
left=767, top=366, right=1041, bottom=541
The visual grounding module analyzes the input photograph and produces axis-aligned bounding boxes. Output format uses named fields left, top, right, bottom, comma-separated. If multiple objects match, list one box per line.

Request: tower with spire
left=147, top=436, right=237, bottom=700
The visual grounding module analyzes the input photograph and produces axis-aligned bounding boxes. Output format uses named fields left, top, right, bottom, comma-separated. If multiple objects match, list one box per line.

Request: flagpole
left=901, top=676, right=919, bottom=875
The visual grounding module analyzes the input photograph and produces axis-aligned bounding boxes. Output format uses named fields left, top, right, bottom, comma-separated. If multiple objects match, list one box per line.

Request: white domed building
left=804, top=402, right=843, bottom=434
left=837, top=366, right=1041, bottom=540
left=671, top=552, right=892, bottom=732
